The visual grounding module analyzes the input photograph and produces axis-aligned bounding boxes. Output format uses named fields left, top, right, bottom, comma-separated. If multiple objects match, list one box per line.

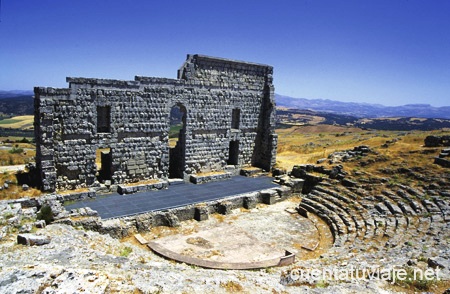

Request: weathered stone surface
left=425, top=135, right=450, bottom=147
left=194, top=206, right=209, bottom=221
left=435, top=147, right=450, bottom=168
left=243, top=195, right=258, bottom=209
left=189, top=172, right=232, bottom=184
left=261, top=189, right=278, bottom=205
left=218, top=201, right=233, bottom=215
left=165, top=212, right=180, bottom=227
left=34, top=54, right=277, bottom=192
left=34, top=220, right=46, bottom=228
left=17, top=234, right=51, bottom=246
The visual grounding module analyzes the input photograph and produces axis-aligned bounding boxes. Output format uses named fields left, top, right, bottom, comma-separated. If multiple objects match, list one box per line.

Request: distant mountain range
left=1, top=90, right=449, bottom=120
left=276, top=94, right=450, bottom=119
left=0, top=91, right=34, bottom=116
left=0, top=90, right=34, bottom=99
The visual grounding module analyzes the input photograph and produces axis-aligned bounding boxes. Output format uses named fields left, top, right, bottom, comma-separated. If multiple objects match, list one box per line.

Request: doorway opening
left=96, top=148, right=112, bottom=183
left=227, top=140, right=239, bottom=165
left=169, top=104, right=187, bottom=178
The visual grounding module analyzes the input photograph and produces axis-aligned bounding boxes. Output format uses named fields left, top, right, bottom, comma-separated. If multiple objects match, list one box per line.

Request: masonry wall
left=34, top=54, right=277, bottom=191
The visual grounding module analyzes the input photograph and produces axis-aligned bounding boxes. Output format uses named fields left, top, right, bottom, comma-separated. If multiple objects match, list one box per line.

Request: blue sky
left=1, top=0, right=449, bottom=106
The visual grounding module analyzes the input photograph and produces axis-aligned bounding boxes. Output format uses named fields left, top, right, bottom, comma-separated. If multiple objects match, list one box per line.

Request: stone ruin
left=424, top=135, right=450, bottom=147
left=34, top=54, right=277, bottom=192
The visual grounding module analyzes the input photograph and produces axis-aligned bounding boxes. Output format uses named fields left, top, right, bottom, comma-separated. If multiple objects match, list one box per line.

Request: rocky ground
left=0, top=201, right=341, bottom=294
left=1, top=142, right=450, bottom=293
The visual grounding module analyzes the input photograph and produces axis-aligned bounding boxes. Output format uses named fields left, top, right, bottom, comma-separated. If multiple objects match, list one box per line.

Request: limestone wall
left=34, top=54, right=277, bottom=191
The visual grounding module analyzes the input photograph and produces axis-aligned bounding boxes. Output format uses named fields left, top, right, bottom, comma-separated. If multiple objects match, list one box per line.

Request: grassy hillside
left=0, top=115, right=34, bottom=130
left=275, top=124, right=450, bottom=173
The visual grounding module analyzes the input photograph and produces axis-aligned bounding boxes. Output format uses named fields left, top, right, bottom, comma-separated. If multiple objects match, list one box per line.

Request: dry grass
left=0, top=171, right=41, bottom=200
left=220, top=280, right=243, bottom=292
left=276, top=125, right=450, bottom=170
left=194, top=171, right=228, bottom=177
left=0, top=141, right=35, bottom=166
left=57, top=187, right=90, bottom=195
left=0, top=150, right=35, bottom=166
left=276, top=125, right=450, bottom=192
left=123, top=179, right=160, bottom=187
left=276, top=125, right=370, bottom=170
left=0, top=115, right=34, bottom=130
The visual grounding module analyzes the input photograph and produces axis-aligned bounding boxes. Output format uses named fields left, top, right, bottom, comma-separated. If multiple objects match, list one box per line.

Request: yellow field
left=275, top=125, right=450, bottom=175
left=0, top=115, right=34, bottom=130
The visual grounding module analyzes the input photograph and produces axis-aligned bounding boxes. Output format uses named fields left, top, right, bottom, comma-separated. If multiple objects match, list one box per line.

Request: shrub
left=9, top=147, right=24, bottom=154
left=37, top=205, right=54, bottom=225
left=120, top=246, right=133, bottom=257
left=19, top=138, right=30, bottom=143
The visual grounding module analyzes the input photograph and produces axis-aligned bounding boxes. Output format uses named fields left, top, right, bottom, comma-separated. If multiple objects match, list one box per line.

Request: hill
left=276, top=94, right=450, bottom=119
left=0, top=90, right=34, bottom=99
left=0, top=96, right=34, bottom=116
left=276, top=107, right=450, bottom=131
left=1, top=90, right=450, bottom=130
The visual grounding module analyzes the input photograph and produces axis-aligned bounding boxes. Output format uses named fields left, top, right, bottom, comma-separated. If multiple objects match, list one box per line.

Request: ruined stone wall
left=34, top=54, right=277, bottom=191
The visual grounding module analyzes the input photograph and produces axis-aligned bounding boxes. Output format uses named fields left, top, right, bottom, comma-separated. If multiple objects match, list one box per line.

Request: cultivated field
left=0, top=115, right=34, bottom=130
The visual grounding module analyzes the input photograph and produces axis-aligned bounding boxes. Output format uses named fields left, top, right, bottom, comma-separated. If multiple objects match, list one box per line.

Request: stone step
left=384, top=200, right=404, bottom=215
left=381, top=190, right=402, bottom=202
left=373, top=217, right=387, bottom=239
left=433, top=198, right=450, bottom=215
left=308, top=193, right=354, bottom=234
left=375, top=203, right=391, bottom=215
left=422, top=199, right=442, bottom=214
left=299, top=202, right=339, bottom=242
left=301, top=198, right=347, bottom=236
left=363, top=217, right=376, bottom=239
left=397, top=201, right=416, bottom=216
left=396, top=189, right=426, bottom=214
left=134, top=233, right=148, bottom=245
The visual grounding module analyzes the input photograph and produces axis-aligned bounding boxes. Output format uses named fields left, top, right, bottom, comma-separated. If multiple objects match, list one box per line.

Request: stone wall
left=34, top=54, right=277, bottom=192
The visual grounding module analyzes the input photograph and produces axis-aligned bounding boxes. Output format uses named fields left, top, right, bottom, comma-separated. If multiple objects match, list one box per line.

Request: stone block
left=243, top=196, right=257, bottom=209
left=194, top=206, right=209, bottom=221
left=261, top=189, right=278, bottom=205
left=17, top=234, right=51, bottom=246
left=165, top=212, right=180, bottom=227
left=296, top=206, right=309, bottom=218
left=34, top=220, right=46, bottom=229
left=218, top=201, right=233, bottom=215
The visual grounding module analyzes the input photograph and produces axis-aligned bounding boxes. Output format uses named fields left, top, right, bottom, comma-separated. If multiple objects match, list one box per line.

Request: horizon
left=2, top=89, right=449, bottom=109
left=1, top=1, right=449, bottom=107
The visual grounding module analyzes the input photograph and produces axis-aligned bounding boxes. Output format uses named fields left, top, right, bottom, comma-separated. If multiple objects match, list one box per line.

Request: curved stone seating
left=294, top=172, right=449, bottom=257
left=396, top=189, right=426, bottom=214
left=298, top=202, right=339, bottom=244
left=315, top=186, right=367, bottom=236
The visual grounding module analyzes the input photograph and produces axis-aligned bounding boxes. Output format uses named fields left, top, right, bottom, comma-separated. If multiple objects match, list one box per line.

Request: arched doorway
left=169, top=104, right=187, bottom=179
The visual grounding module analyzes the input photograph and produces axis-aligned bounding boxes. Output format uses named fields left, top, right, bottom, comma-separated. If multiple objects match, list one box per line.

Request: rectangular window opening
left=97, top=106, right=111, bottom=133
left=231, top=108, right=240, bottom=129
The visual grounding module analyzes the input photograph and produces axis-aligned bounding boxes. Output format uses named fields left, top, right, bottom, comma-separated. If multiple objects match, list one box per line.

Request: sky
left=1, top=0, right=450, bottom=107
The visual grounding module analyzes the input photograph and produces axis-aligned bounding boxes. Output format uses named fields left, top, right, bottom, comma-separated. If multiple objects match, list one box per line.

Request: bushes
left=37, top=205, right=54, bottom=225
left=8, top=147, right=24, bottom=154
